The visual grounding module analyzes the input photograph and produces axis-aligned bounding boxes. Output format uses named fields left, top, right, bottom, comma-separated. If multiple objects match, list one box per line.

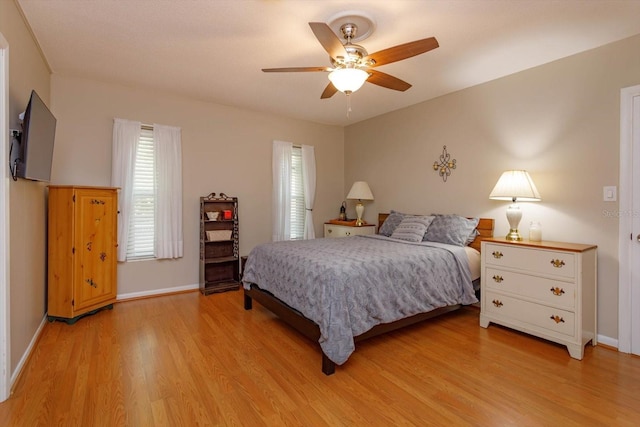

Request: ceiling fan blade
left=365, top=37, right=439, bottom=67
left=262, top=66, right=331, bottom=73
left=367, top=70, right=412, bottom=92
left=320, top=82, right=338, bottom=99
left=309, top=22, right=349, bottom=60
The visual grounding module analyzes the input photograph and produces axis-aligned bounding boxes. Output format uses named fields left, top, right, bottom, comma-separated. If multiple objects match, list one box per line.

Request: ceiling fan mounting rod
left=340, top=23, right=358, bottom=42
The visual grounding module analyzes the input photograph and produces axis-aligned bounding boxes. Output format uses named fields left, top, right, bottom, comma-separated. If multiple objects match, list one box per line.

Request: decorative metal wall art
left=433, top=145, right=457, bottom=182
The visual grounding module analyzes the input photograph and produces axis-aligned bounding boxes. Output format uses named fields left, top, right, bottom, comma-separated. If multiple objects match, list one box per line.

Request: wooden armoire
left=47, top=186, right=118, bottom=323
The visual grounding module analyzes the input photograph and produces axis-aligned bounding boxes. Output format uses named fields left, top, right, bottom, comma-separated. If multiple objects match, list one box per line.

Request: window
left=290, top=146, right=305, bottom=240
left=272, top=141, right=316, bottom=241
left=112, top=119, right=183, bottom=261
left=127, top=126, right=155, bottom=259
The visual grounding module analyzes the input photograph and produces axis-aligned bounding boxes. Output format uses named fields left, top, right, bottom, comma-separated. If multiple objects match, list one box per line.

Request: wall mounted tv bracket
left=9, top=129, right=22, bottom=181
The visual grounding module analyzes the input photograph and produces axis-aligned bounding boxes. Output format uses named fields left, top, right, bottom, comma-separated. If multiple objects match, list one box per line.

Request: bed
left=242, top=212, right=494, bottom=375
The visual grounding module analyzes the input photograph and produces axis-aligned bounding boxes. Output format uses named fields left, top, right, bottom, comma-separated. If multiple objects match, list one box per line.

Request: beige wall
left=345, top=33, right=640, bottom=341
left=1, top=0, right=51, bottom=373
left=50, top=75, right=344, bottom=296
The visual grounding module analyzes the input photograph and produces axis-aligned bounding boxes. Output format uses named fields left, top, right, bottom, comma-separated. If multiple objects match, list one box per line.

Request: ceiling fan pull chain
left=346, top=93, right=352, bottom=118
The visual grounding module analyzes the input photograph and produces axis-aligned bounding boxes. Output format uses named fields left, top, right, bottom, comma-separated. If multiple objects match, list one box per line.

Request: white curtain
left=111, top=118, right=141, bottom=262
left=272, top=140, right=292, bottom=241
left=301, top=145, right=316, bottom=239
left=153, top=124, right=183, bottom=259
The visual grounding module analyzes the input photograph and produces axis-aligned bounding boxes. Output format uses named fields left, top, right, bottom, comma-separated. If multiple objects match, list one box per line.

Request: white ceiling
left=16, top=0, right=640, bottom=127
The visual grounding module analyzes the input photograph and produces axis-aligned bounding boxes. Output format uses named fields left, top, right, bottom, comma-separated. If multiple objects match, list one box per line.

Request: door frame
left=618, top=84, right=640, bottom=354
left=0, top=32, right=11, bottom=402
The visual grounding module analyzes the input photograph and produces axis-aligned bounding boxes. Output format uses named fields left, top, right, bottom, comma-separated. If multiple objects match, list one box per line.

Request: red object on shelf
left=223, top=210, right=232, bottom=220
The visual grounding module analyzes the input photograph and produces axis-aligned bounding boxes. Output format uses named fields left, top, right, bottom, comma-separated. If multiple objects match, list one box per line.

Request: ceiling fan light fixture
left=328, top=68, right=369, bottom=94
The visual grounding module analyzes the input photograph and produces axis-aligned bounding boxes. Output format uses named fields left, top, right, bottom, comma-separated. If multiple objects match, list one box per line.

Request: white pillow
left=391, top=215, right=435, bottom=242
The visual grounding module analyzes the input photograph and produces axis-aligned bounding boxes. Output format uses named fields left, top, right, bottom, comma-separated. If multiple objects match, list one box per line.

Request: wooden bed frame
left=243, top=213, right=494, bottom=375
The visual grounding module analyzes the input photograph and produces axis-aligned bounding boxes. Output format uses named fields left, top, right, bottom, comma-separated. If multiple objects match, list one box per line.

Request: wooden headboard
left=377, top=213, right=494, bottom=253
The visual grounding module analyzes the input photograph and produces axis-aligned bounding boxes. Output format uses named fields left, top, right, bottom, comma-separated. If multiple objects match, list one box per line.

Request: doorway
left=0, top=32, right=11, bottom=402
left=619, top=84, right=640, bottom=355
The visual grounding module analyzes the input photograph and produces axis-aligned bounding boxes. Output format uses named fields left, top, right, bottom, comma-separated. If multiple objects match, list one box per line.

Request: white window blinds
left=126, top=127, right=155, bottom=259
left=290, top=146, right=305, bottom=240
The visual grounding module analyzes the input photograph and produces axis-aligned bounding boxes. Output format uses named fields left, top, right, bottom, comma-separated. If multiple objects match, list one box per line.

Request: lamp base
left=505, top=203, right=523, bottom=241
left=355, top=202, right=365, bottom=226
left=505, top=229, right=523, bottom=241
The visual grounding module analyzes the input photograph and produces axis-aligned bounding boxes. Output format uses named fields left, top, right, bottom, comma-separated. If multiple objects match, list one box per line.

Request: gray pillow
left=424, top=214, right=479, bottom=246
left=391, top=215, right=435, bottom=242
left=378, top=210, right=407, bottom=236
left=465, top=228, right=480, bottom=245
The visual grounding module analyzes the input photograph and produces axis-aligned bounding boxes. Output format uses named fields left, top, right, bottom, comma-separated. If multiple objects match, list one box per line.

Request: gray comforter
left=242, top=235, right=478, bottom=365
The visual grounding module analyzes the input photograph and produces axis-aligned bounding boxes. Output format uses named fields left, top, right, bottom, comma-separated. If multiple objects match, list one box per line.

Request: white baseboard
left=597, top=334, right=618, bottom=349
left=117, top=283, right=199, bottom=301
left=10, top=314, right=47, bottom=390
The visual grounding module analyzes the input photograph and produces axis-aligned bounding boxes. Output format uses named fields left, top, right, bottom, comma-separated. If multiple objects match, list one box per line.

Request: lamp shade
left=347, top=181, right=374, bottom=201
left=328, top=68, right=369, bottom=93
left=489, top=170, right=541, bottom=202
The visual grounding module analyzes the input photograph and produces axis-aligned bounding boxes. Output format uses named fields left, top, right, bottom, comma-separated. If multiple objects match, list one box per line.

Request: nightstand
left=324, top=222, right=376, bottom=238
left=479, top=237, right=597, bottom=360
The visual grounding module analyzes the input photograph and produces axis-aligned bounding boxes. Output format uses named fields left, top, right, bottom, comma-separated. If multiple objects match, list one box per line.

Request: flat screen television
left=14, top=90, right=57, bottom=182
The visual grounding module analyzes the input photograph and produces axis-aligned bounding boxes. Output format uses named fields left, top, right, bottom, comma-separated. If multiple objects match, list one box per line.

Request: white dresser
left=323, top=223, right=376, bottom=238
left=479, top=238, right=597, bottom=359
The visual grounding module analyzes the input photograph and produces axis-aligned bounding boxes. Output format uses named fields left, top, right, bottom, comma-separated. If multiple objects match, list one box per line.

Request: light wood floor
left=1, top=290, right=639, bottom=426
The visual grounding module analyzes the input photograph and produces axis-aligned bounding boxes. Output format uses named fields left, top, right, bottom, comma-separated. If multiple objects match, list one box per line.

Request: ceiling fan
left=262, top=21, right=439, bottom=99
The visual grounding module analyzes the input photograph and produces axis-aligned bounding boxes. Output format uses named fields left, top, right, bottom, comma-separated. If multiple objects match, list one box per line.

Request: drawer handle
left=550, top=315, right=565, bottom=324
left=492, top=251, right=503, bottom=259
left=550, top=287, right=565, bottom=296
left=492, top=275, right=504, bottom=283
left=550, top=259, right=565, bottom=268
left=327, top=229, right=332, bottom=233
left=492, top=299, right=503, bottom=308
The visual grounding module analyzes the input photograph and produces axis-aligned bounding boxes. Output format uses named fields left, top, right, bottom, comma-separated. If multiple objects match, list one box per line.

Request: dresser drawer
left=484, top=243, right=575, bottom=279
left=484, top=291, right=575, bottom=337
left=324, top=223, right=375, bottom=238
left=485, top=268, right=576, bottom=309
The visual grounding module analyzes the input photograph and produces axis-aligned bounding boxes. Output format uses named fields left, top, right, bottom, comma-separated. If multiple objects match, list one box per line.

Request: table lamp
left=347, top=181, right=374, bottom=226
left=489, top=170, right=541, bottom=241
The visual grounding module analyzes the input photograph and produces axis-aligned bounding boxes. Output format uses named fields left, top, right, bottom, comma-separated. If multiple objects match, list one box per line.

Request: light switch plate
left=603, top=186, right=617, bottom=202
